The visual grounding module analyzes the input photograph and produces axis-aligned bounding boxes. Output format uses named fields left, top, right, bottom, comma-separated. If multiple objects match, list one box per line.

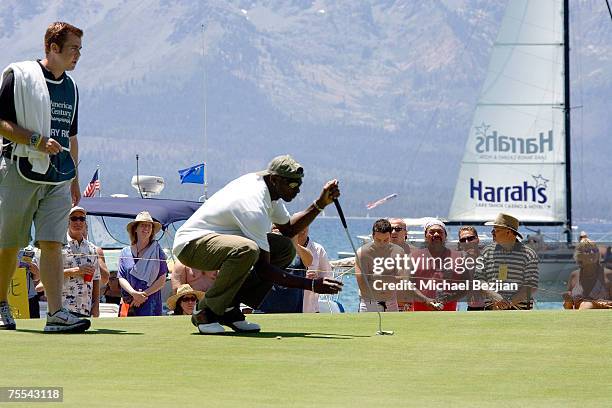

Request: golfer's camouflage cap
left=257, top=155, right=304, bottom=179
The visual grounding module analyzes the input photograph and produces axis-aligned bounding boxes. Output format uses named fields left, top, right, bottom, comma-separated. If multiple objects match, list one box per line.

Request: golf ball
left=276, top=336, right=282, bottom=340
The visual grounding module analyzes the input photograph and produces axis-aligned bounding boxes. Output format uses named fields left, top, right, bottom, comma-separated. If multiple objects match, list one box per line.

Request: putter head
left=376, top=330, right=394, bottom=336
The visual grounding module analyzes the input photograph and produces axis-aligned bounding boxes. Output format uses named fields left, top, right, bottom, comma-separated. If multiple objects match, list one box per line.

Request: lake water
left=89, top=215, right=612, bottom=312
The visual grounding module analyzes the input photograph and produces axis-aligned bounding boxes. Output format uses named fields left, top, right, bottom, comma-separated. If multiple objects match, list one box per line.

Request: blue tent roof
left=78, top=197, right=201, bottom=228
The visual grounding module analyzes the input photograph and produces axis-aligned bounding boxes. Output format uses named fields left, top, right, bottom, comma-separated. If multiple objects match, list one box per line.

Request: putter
left=430, top=301, right=444, bottom=310
left=333, top=199, right=394, bottom=336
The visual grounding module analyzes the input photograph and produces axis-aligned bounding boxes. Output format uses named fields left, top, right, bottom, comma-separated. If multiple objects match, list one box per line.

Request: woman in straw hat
left=118, top=211, right=169, bottom=316
left=167, top=284, right=204, bottom=315
left=563, top=240, right=612, bottom=309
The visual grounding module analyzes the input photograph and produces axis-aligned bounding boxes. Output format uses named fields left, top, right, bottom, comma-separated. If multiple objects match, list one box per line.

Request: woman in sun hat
left=167, top=284, right=205, bottom=315
left=118, top=211, right=169, bottom=316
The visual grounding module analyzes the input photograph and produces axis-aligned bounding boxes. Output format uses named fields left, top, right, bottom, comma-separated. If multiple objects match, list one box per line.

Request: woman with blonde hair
left=563, top=240, right=612, bottom=309
left=118, top=212, right=169, bottom=316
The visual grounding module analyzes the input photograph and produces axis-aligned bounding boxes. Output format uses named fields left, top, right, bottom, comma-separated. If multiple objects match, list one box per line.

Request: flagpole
left=96, top=165, right=101, bottom=197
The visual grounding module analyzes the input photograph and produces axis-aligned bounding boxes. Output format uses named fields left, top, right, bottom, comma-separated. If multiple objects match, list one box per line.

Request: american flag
left=366, top=193, right=398, bottom=210
left=83, top=169, right=100, bottom=197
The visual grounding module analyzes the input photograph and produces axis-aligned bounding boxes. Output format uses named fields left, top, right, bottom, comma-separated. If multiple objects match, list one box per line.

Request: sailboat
left=448, top=0, right=578, bottom=281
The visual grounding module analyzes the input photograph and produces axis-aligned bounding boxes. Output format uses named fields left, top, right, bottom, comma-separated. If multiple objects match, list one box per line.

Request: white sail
left=449, top=0, right=567, bottom=222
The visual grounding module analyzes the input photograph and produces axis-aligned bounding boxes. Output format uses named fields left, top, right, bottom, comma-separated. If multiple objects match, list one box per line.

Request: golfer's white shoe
left=197, top=322, right=226, bottom=335
left=220, top=307, right=261, bottom=333
left=191, top=306, right=225, bottom=335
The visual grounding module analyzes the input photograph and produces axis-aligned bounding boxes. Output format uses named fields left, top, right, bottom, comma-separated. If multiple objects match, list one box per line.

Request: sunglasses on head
left=391, top=226, right=406, bottom=232
left=70, top=216, right=86, bottom=222
left=459, top=235, right=477, bottom=243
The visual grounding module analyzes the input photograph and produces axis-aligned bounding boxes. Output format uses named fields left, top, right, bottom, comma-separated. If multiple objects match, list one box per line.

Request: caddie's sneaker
left=220, top=306, right=260, bottom=333
left=44, top=308, right=91, bottom=333
left=0, top=301, right=16, bottom=330
left=191, top=306, right=225, bottom=335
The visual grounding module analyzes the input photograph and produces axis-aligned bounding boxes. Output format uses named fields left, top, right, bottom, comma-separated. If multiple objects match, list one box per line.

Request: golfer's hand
left=312, top=277, right=343, bottom=294
left=317, top=179, right=340, bottom=207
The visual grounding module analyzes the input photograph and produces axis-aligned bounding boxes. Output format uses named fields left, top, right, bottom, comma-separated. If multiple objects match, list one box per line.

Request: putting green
left=2, top=311, right=611, bottom=407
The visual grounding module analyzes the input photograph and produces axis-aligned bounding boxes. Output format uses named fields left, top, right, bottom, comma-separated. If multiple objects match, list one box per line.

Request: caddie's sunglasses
left=391, top=227, right=406, bottom=232
left=282, top=177, right=302, bottom=189
left=459, top=236, right=478, bottom=243
left=70, top=216, right=86, bottom=222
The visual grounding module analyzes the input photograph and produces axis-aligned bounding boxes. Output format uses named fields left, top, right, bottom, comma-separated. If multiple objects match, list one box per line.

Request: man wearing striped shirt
left=475, top=213, right=539, bottom=310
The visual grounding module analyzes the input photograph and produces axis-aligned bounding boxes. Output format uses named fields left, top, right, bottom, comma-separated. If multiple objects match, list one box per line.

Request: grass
left=2, top=311, right=611, bottom=407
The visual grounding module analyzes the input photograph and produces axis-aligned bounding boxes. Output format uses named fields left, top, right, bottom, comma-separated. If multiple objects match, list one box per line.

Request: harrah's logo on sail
left=473, top=123, right=553, bottom=154
left=470, top=175, right=549, bottom=204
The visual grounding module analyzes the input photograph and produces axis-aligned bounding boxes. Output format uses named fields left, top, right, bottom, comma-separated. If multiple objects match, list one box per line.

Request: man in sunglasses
left=60, top=206, right=100, bottom=317
left=457, top=226, right=485, bottom=311
left=389, top=218, right=416, bottom=256
left=356, top=219, right=402, bottom=312
left=389, top=218, right=415, bottom=311
left=173, top=155, right=343, bottom=334
left=475, top=213, right=539, bottom=310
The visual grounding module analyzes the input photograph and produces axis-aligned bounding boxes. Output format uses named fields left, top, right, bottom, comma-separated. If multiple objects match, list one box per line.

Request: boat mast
left=202, top=23, right=209, bottom=201
left=563, top=0, right=572, bottom=243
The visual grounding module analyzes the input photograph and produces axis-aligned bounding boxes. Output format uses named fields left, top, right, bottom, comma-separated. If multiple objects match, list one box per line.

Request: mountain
left=1, top=0, right=610, bottom=219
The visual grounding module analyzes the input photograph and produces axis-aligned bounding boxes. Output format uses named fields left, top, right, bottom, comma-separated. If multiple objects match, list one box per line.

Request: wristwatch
left=29, top=132, right=42, bottom=148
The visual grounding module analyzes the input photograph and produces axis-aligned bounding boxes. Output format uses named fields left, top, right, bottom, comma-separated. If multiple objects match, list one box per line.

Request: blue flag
left=178, top=163, right=205, bottom=184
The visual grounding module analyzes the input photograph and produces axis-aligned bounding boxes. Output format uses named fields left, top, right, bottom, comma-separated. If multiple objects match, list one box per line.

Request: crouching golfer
left=173, top=155, right=343, bottom=334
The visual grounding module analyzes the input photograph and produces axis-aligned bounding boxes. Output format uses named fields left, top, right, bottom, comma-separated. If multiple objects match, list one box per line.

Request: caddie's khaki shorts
left=0, top=158, right=71, bottom=248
